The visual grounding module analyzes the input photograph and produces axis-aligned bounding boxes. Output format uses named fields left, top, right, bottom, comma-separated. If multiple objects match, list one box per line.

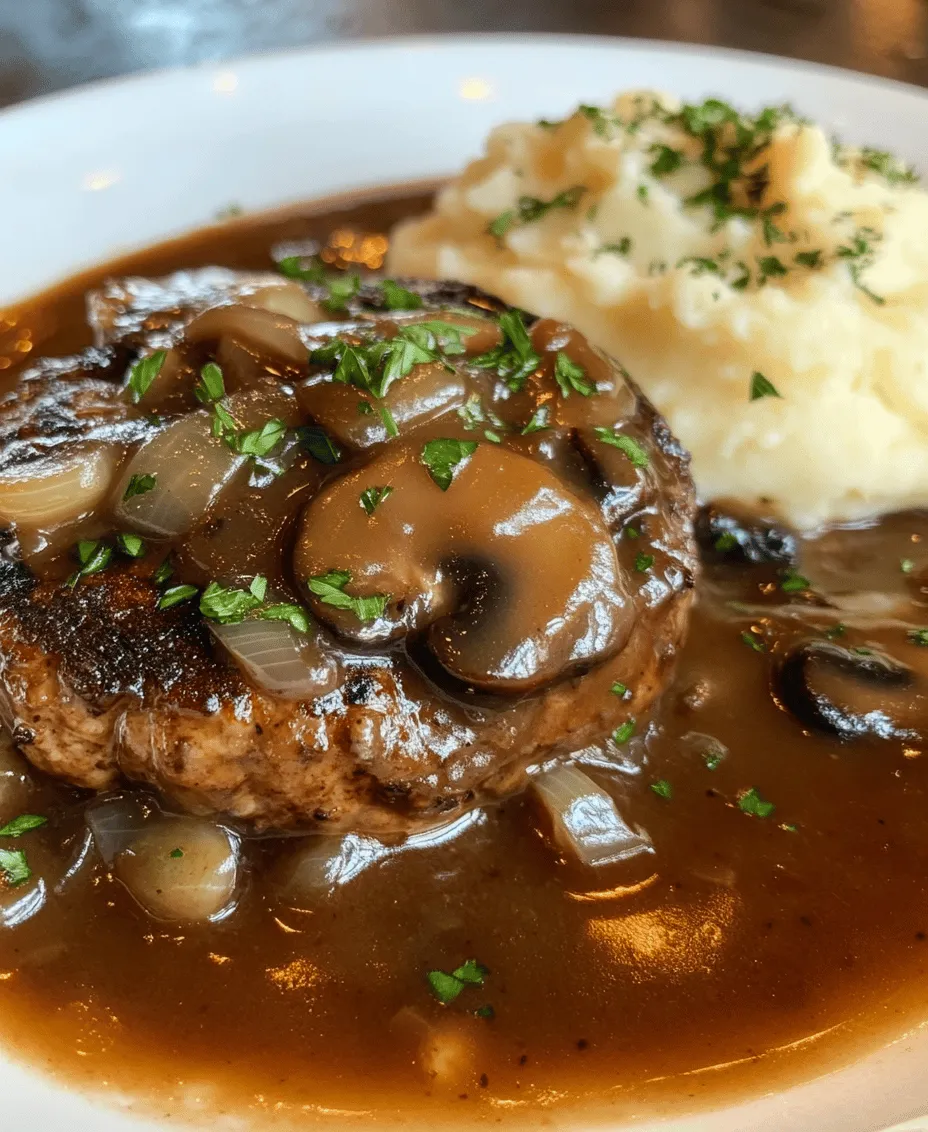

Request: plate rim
left=3, top=30, right=928, bottom=128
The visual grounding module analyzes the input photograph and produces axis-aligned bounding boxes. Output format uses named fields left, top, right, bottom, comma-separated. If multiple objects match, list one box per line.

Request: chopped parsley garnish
left=487, top=185, right=586, bottom=240
left=704, top=746, right=725, bottom=771
left=358, top=401, right=373, bottom=416
left=579, top=104, right=617, bottom=138
left=277, top=255, right=326, bottom=283
left=780, top=568, right=811, bottom=593
left=67, top=539, right=113, bottom=588
left=901, top=558, right=915, bottom=574
left=0, top=814, right=47, bottom=837
left=908, top=628, right=928, bottom=646
left=649, top=144, right=683, bottom=176
left=672, top=99, right=799, bottom=228
left=420, top=438, right=478, bottom=491
left=593, top=429, right=649, bottom=468
left=194, top=362, right=225, bottom=404
left=157, top=584, right=199, bottom=610
left=795, top=249, right=823, bottom=269
left=741, top=629, right=766, bottom=652
left=0, top=848, right=31, bottom=887
left=836, top=229, right=885, bottom=304
left=611, top=681, right=628, bottom=697
left=299, top=425, right=342, bottom=465
left=595, top=238, right=632, bottom=258
left=521, top=405, right=550, bottom=435
left=857, top=147, right=918, bottom=186
left=757, top=255, right=789, bottom=282
left=169, top=848, right=184, bottom=859
left=625, top=527, right=640, bottom=539
left=427, top=959, right=489, bottom=1005
left=199, top=579, right=264, bottom=624
left=323, top=273, right=361, bottom=312
left=475, top=1004, right=496, bottom=1020
left=761, top=203, right=789, bottom=247
left=215, top=414, right=287, bottom=461
left=678, top=256, right=722, bottom=277
left=738, top=787, right=775, bottom=818
left=197, top=577, right=312, bottom=631
left=457, top=395, right=506, bottom=444
left=380, top=279, right=423, bottom=310
left=123, top=473, right=157, bottom=501
left=471, top=310, right=541, bottom=392
left=259, top=603, right=311, bottom=633
left=307, top=570, right=390, bottom=623
left=613, top=719, right=636, bottom=744
left=554, top=352, right=595, bottom=398
left=127, top=350, right=167, bottom=404
left=635, top=553, right=655, bottom=573
left=824, top=622, right=847, bottom=639
left=152, top=558, right=174, bottom=586
left=488, top=211, right=515, bottom=241
left=650, top=779, right=672, bottom=800
left=314, top=321, right=474, bottom=401
left=360, top=485, right=394, bottom=515
left=116, top=532, right=146, bottom=558
left=377, top=403, right=399, bottom=438
left=750, top=371, right=782, bottom=401
left=715, top=531, right=738, bottom=552
left=637, top=184, right=650, bottom=204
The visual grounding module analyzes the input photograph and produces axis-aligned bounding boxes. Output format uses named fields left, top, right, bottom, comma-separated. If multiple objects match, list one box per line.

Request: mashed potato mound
left=389, top=91, right=928, bottom=529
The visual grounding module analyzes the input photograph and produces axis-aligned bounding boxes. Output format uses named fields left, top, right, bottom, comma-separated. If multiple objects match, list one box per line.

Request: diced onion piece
left=0, top=877, right=46, bottom=929
left=246, top=283, right=323, bottom=324
left=0, top=446, right=117, bottom=527
left=276, top=834, right=387, bottom=902
left=210, top=619, right=339, bottom=699
left=115, top=409, right=242, bottom=536
left=298, top=362, right=467, bottom=450
left=85, top=794, right=147, bottom=867
left=114, top=817, right=240, bottom=922
left=418, top=1018, right=479, bottom=1088
left=533, top=763, right=652, bottom=868
left=185, top=303, right=307, bottom=366
left=276, top=810, right=485, bottom=906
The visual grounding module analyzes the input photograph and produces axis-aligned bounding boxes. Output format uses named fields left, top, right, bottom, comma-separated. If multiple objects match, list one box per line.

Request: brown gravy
left=2, top=190, right=928, bottom=1127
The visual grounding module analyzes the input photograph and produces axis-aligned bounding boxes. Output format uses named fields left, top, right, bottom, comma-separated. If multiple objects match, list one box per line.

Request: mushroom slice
left=295, top=442, right=633, bottom=692
left=777, top=639, right=924, bottom=740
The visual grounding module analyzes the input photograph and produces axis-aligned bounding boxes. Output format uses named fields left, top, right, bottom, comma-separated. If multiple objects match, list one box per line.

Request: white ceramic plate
left=3, top=32, right=928, bottom=1132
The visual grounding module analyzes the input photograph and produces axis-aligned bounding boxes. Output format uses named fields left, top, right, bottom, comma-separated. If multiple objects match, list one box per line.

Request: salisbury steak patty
left=0, top=274, right=696, bottom=833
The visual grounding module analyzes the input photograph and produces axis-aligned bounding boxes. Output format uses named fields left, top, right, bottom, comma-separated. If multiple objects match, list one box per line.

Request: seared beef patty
left=0, top=274, right=696, bottom=833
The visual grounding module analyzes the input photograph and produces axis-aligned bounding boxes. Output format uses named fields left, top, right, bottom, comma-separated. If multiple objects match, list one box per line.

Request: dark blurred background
left=1, top=0, right=926, bottom=108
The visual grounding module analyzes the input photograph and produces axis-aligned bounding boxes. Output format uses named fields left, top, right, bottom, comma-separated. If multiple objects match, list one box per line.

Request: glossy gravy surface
left=2, top=191, right=928, bottom=1127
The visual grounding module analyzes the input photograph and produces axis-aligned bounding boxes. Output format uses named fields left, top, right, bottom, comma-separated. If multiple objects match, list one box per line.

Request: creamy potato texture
left=390, top=92, right=928, bottom=529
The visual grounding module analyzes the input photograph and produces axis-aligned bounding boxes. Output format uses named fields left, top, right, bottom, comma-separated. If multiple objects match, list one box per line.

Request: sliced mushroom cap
left=294, top=442, right=633, bottom=692
left=777, top=639, right=924, bottom=740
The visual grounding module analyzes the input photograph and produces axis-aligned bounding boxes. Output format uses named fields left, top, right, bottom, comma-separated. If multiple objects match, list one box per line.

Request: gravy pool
left=2, top=188, right=928, bottom=1127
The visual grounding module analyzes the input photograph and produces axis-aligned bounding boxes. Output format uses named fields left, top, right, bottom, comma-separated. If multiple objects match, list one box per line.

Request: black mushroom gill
left=0, top=274, right=698, bottom=832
